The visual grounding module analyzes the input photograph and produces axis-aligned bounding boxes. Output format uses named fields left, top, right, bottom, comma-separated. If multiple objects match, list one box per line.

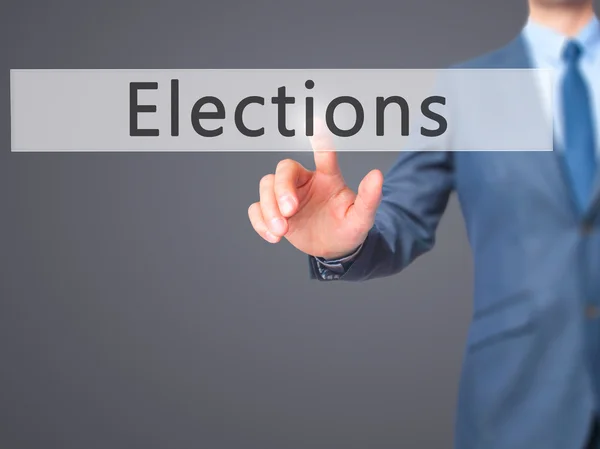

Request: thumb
left=348, top=169, right=384, bottom=229
left=309, top=118, right=340, bottom=176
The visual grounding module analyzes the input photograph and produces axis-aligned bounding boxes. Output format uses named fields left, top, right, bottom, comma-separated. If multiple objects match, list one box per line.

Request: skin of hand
left=248, top=120, right=384, bottom=259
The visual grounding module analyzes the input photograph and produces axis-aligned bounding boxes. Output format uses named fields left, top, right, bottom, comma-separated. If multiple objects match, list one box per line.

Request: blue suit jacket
left=310, top=36, right=600, bottom=449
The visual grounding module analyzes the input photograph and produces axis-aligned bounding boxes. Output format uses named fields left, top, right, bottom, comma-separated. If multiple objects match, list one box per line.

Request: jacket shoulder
left=450, top=36, right=526, bottom=69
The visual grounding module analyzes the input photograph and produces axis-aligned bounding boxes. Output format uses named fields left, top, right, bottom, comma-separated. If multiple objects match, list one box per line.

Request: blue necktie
left=561, top=40, right=597, bottom=212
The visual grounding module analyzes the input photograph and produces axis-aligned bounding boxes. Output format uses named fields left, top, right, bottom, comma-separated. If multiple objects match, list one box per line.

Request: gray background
left=0, top=0, right=554, bottom=448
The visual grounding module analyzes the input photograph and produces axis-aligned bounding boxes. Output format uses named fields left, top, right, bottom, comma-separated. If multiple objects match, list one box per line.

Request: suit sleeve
left=309, top=150, right=455, bottom=282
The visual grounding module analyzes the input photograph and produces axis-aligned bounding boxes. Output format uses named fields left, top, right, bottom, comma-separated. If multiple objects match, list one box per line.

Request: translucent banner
left=10, top=69, right=554, bottom=152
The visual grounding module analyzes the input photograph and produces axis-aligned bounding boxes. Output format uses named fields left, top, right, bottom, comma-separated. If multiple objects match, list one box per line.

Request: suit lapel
left=507, top=36, right=600, bottom=219
left=494, top=36, right=585, bottom=217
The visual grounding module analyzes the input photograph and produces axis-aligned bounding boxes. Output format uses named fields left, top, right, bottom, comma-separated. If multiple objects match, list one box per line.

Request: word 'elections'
left=129, top=79, right=447, bottom=138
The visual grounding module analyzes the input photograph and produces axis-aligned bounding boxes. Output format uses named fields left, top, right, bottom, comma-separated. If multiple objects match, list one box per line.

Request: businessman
left=248, top=0, right=600, bottom=448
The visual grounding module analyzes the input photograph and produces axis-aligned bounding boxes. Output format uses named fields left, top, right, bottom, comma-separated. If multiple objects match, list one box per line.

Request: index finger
left=309, top=117, right=340, bottom=176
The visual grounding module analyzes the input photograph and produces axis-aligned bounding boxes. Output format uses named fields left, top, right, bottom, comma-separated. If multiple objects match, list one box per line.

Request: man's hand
left=248, top=123, right=383, bottom=259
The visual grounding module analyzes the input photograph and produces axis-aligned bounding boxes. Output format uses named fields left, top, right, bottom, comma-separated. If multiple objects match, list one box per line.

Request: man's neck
left=529, top=2, right=595, bottom=36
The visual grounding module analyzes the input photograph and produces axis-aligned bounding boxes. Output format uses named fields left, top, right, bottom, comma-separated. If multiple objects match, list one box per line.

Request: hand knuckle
left=260, top=174, right=274, bottom=188
left=248, top=203, right=257, bottom=216
left=277, top=159, right=294, bottom=172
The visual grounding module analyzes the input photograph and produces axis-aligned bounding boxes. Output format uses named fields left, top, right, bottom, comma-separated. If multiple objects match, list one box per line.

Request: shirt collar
left=523, top=15, right=600, bottom=64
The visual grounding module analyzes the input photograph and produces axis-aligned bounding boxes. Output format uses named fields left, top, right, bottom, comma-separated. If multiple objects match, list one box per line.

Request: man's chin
left=535, top=0, right=590, bottom=5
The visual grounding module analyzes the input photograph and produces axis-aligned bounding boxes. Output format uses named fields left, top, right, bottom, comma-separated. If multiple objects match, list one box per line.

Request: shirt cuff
left=314, top=244, right=363, bottom=278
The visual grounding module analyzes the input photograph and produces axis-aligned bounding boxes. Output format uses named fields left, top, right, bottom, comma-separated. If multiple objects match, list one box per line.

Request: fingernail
left=270, top=217, right=286, bottom=235
left=265, top=231, right=279, bottom=243
left=279, top=195, right=296, bottom=215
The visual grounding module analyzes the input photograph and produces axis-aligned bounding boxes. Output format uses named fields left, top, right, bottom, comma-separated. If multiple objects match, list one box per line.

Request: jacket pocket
left=467, top=292, right=537, bottom=353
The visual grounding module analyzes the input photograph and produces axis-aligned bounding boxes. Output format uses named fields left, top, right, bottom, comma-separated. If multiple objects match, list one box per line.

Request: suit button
left=581, top=222, right=594, bottom=236
left=586, top=305, right=600, bottom=319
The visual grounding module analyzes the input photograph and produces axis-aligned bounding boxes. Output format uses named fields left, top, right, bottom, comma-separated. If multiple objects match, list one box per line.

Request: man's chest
left=453, top=152, right=597, bottom=224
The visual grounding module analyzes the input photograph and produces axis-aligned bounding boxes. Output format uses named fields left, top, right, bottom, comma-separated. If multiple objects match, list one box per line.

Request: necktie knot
left=562, top=40, right=583, bottom=63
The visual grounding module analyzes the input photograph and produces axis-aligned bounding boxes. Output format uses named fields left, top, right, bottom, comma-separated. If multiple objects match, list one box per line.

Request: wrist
left=318, top=243, right=364, bottom=262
